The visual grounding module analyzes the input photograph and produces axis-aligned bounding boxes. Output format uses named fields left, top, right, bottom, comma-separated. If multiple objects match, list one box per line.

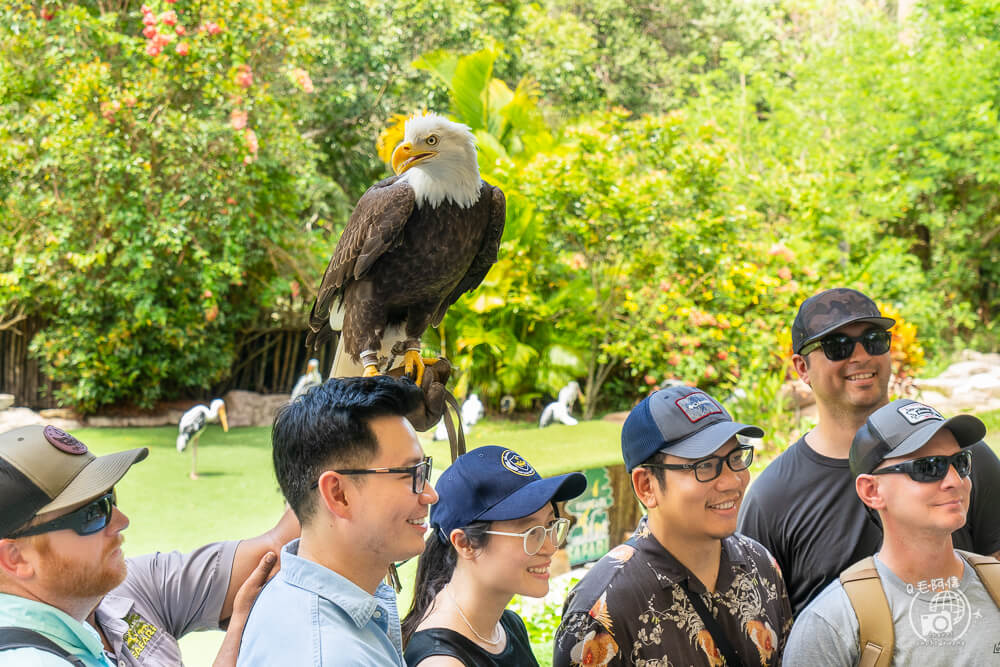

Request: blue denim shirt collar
left=279, top=539, right=397, bottom=633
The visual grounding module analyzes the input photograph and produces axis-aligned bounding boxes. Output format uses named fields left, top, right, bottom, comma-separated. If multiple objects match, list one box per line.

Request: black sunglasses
left=870, top=450, right=972, bottom=483
left=9, top=490, right=116, bottom=538
left=641, top=445, right=754, bottom=483
left=799, top=328, right=891, bottom=361
left=310, top=456, right=433, bottom=495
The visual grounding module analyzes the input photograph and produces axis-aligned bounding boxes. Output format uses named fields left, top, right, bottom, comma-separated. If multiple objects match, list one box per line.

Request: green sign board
left=565, top=466, right=614, bottom=565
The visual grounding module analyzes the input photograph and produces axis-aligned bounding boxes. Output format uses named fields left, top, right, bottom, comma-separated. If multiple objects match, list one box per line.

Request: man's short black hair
left=271, top=375, right=423, bottom=523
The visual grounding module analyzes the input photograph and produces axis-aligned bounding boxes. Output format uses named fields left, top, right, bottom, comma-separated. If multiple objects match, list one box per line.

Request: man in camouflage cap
left=739, top=288, right=1000, bottom=614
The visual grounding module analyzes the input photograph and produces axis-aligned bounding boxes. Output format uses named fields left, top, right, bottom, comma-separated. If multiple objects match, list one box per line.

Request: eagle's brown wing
left=432, top=183, right=506, bottom=326
left=307, top=176, right=415, bottom=348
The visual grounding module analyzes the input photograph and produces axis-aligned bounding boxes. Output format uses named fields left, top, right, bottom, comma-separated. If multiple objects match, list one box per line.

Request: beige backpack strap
left=956, top=549, right=1000, bottom=607
left=840, top=557, right=894, bottom=667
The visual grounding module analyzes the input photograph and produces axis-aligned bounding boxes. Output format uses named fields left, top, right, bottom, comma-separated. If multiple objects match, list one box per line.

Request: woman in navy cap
left=402, top=445, right=587, bottom=666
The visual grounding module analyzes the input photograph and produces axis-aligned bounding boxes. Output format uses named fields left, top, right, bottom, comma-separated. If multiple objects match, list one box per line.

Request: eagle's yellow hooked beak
left=392, top=142, right=437, bottom=175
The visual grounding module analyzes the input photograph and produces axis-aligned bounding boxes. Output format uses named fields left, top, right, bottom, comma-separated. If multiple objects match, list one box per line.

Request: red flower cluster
left=141, top=4, right=202, bottom=57
left=141, top=5, right=177, bottom=56
left=235, top=65, right=254, bottom=89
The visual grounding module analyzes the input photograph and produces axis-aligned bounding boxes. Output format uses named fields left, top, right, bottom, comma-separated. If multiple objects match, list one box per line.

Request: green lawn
left=72, top=409, right=1000, bottom=665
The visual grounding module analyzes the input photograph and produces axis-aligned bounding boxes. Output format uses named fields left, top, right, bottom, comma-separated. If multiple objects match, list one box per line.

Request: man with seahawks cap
left=785, top=399, right=1000, bottom=665
left=739, top=288, right=1000, bottom=615
left=0, top=424, right=147, bottom=665
left=554, top=386, right=792, bottom=667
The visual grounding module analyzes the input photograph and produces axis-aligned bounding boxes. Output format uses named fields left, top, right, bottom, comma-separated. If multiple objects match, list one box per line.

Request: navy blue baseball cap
left=430, top=445, right=587, bottom=543
left=622, top=386, right=764, bottom=472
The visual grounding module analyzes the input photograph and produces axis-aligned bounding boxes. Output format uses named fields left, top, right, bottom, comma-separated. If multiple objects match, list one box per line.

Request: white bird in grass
left=432, top=393, right=485, bottom=441
left=177, top=398, right=229, bottom=480
left=291, top=358, right=323, bottom=401
left=539, top=381, right=582, bottom=428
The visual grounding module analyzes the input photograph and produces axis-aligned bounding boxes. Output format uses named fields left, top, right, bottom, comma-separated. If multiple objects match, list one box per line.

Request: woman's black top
left=404, top=609, right=539, bottom=666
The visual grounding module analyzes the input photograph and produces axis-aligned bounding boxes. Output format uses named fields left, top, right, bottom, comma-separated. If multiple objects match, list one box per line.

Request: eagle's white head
left=391, top=113, right=481, bottom=209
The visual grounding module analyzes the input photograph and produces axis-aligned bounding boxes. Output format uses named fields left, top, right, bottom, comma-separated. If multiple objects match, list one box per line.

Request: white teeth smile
left=527, top=566, right=549, bottom=574
left=708, top=500, right=736, bottom=510
left=848, top=372, right=875, bottom=380
left=407, top=519, right=426, bottom=526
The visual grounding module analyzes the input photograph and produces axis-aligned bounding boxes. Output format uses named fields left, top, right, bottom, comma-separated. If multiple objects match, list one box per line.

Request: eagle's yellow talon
left=404, top=350, right=425, bottom=386
left=362, top=364, right=380, bottom=377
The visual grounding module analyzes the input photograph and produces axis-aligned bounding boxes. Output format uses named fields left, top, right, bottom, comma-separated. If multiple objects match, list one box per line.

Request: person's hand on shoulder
left=213, top=551, right=278, bottom=667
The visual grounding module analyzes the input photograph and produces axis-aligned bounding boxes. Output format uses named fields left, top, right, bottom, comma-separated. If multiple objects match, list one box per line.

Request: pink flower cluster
left=243, top=129, right=259, bottom=164
left=235, top=65, right=254, bottom=89
left=291, top=68, right=314, bottom=94
left=141, top=5, right=187, bottom=57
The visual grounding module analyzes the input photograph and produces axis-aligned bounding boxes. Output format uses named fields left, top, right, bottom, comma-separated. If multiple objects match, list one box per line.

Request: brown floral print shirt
left=553, top=518, right=793, bottom=666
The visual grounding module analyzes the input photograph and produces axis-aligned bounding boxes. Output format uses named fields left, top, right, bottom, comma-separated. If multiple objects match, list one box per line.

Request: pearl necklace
left=444, top=585, right=503, bottom=648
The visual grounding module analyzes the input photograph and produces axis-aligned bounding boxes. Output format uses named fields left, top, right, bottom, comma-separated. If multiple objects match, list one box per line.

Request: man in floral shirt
left=554, top=386, right=792, bottom=666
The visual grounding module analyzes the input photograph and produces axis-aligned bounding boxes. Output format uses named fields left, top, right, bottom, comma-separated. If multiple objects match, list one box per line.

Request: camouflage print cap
left=791, top=288, right=895, bottom=354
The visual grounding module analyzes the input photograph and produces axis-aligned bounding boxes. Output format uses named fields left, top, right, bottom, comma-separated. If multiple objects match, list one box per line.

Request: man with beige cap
left=0, top=424, right=147, bottom=665
left=0, top=424, right=299, bottom=666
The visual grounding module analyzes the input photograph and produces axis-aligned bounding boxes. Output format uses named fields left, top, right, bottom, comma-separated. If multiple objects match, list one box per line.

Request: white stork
left=539, top=381, right=582, bottom=428
left=432, top=393, right=485, bottom=441
left=290, top=358, right=323, bottom=401
left=177, top=398, right=229, bottom=480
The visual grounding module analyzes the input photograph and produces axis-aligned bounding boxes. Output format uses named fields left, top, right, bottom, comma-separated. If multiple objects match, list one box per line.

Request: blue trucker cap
left=430, top=445, right=587, bottom=543
left=622, top=386, right=764, bottom=471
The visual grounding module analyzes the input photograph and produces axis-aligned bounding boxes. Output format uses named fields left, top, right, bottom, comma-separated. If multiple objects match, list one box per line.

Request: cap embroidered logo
left=897, top=403, right=944, bottom=425
left=501, top=449, right=535, bottom=477
left=675, top=392, right=722, bottom=423
left=43, top=425, right=88, bottom=455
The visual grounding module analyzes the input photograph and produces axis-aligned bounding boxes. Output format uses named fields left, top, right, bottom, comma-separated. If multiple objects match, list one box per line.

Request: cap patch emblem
left=675, top=392, right=722, bottom=423
left=43, top=426, right=88, bottom=455
left=501, top=450, right=535, bottom=477
left=897, top=403, right=943, bottom=425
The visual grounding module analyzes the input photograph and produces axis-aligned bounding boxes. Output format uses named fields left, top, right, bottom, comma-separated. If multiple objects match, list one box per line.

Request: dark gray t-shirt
left=738, top=438, right=1000, bottom=615
left=94, top=541, right=238, bottom=666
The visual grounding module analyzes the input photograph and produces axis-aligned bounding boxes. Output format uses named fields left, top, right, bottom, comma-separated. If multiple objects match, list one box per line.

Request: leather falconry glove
left=388, top=357, right=453, bottom=432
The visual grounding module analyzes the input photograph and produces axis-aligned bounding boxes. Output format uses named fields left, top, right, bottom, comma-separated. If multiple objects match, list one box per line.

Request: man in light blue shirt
left=239, top=376, right=440, bottom=666
left=0, top=425, right=148, bottom=665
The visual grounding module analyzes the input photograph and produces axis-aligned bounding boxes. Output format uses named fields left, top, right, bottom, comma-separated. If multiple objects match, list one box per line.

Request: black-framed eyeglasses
left=641, top=445, right=754, bottom=483
left=310, top=456, right=433, bottom=494
left=9, top=490, right=116, bottom=538
left=870, top=450, right=972, bottom=483
left=484, top=518, right=571, bottom=555
left=800, top=328, right=891, bottom=361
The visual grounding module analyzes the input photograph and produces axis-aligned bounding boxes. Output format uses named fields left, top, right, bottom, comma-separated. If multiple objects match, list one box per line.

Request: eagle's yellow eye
left=426, top=135, right=438, bottom=146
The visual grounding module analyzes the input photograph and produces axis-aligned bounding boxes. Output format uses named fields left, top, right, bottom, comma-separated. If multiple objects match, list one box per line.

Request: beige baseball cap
left=0, top=425, right=147, bottom=538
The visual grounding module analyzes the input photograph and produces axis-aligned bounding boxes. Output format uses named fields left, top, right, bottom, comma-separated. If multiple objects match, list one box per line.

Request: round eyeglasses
left=484, top=517, right=571, bottom=555
left=641, top=445, right=754, bottom=483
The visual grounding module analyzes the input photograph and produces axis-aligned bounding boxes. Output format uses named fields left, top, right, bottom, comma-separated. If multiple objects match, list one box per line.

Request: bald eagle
left=306, top=113, right=506, bottom=383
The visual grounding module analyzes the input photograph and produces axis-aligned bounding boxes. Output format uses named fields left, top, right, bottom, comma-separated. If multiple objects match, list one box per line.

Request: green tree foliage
left=3, top=0, right=996, bottom=427
left=0, top=0, right=321, bottom=411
